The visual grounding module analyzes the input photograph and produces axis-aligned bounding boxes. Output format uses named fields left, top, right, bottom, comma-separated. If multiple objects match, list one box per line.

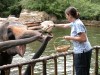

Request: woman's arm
left=63, top=32, right=87, bottom=42
left=51, top=23, right=71, bottom=28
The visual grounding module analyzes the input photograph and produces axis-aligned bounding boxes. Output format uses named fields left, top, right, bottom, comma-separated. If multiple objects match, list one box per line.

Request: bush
left=1, top=0, right=100, bottom=20
left=20, top=0, right=70, bottom=19
left=20, top=0, right=100, bottom=20
left=70, top=0, right=100, bottom=20
left=1, top=11, right=10, bottom=17
left=9, top=3, right=22, bottom=17
left=0, top=0, right=21, bottom=17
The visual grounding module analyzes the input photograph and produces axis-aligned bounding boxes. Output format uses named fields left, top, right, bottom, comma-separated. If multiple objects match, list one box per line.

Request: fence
left=0, top=46, right=100, bottom=75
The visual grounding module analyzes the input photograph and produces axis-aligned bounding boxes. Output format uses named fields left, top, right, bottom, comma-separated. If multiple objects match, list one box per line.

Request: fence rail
left=0, top=46, right=100, bottom=75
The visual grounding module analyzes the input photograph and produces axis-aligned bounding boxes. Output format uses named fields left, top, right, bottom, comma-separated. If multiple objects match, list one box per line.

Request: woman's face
left=66, top=14, right=73, bottom=22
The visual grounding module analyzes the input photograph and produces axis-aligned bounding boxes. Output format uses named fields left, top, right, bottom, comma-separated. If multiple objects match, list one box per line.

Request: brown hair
left=65, top=7, right=79, bottom=19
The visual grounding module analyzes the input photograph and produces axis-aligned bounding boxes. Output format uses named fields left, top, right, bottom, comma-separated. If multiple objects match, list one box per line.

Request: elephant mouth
left=16, top=45, right=26, bottom=57
left=8, top=27, right=26, bottom=57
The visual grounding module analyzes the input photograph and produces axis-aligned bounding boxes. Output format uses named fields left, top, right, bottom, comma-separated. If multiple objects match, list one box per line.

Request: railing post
left=73, top=53, right=74, bottom=75
left=4, top=69, right=10, bottom=75
left=95, top=47, right=99, bottom=75
left=30, top=63, right=35, bottom=75
left=54, top=57, right=58, bottom=75
left=18, top=65, right=22, bottom=75
left=64, top=55, right=66, bottom=75
left=43, top=60, right=47, bottom=75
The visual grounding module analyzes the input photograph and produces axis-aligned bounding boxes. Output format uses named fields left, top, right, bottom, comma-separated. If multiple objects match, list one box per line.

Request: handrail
left=0, top=52, right=73, bottom=70
left=0, top=46, right=100, bottom=75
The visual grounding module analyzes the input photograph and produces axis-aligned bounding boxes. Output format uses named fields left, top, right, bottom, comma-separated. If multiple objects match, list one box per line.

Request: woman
left=49, top=7, right=92, bottom=75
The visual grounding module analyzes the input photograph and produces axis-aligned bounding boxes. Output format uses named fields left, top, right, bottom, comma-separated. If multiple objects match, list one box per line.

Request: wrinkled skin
left=0, top=21, right=52, bottom=75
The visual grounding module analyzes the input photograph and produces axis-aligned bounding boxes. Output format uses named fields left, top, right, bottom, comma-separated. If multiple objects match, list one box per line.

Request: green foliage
left=90, top=0, right=100, bottom=4
left=8, top=2, right=22, bottom=17
left=20, top=0, right=70, bottom=19
left=70, top=0, right=100, bottom=20
left=0, top=0, right=100, bottom=20
left=0, top=0, right=15, bottom=11
left=20, top=0, right=100, bottom=20
left=46, top=0, right=70, bottom=18
left=0, top=0, right=21, bottom=17
left=1, top=11, right=10, bottom=17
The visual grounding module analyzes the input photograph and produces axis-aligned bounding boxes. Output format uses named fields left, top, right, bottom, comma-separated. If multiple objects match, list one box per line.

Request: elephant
left=0, top=21, right=52, bottom=75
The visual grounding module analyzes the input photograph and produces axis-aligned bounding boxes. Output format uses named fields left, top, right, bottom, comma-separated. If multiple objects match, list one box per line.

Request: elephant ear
left=7, top=25, right=27, bottom=57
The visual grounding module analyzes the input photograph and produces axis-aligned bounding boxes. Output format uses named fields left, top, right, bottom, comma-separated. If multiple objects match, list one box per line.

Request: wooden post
left=4, top=69, right=10, bottom=75
left=30, top=63, right=35, bottom=75
left=64, top=55, right=66, bottom=75
left=95, top=47, right=99, bottom=75
left=73, top=53, right=74, bottom=75
left=18, top=65, right=22, bottom=75
left=43, top=60, right=47, bottom=75
left=54, top=57, right=58, bottom=75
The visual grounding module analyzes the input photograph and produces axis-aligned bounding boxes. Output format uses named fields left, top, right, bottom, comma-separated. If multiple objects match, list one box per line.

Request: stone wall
left=82, top=20, right=100, bottom=26
left=19, top=9, right=57, bottom=24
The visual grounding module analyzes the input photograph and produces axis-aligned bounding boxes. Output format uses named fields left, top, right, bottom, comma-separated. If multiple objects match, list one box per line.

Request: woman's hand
left=40, top=21, right=54, bottom=33
left=48, top=24, right=55, bottom=27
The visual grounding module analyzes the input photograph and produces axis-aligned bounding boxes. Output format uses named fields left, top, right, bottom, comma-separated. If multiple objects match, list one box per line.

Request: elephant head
left=0, top=21, right=44, bottom=57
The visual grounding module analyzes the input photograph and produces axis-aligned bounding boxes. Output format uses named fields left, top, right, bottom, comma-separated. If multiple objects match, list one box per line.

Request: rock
left=19, top=9, right=49, bottom=23
left=82, top=20, right=100, bottom=26
left=49, top=14, right=57, bottom=22
left=0, top=18, right=7, bottom=24
left=19, top=9, right=57, bottom=24
left=7, top=15, right=19, bottom=22
left=19, top=9, right=57, bottom=31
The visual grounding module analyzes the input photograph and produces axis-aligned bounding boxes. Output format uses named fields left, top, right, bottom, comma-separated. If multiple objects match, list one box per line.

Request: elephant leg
left=0, top=52, right=13, bottom=75
left=24, top=35, right=52, bottom=75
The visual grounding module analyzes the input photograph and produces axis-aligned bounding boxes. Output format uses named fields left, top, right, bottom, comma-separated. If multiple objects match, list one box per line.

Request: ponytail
left=65, top=7, right=80, bottom=19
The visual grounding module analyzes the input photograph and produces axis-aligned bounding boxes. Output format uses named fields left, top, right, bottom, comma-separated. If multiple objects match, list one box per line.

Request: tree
left=0, top=0, right=21, bottom=17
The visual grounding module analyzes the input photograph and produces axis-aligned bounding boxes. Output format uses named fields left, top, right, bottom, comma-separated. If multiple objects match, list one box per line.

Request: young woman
left=50, top=7, right=92, bottom=75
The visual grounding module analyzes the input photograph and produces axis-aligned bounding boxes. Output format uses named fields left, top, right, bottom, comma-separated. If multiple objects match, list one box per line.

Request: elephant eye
left=8, top=28, right=15, bottom=40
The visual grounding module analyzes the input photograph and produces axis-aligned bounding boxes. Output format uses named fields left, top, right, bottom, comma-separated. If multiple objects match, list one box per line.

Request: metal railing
left=0, top=46, right=100, bottom=75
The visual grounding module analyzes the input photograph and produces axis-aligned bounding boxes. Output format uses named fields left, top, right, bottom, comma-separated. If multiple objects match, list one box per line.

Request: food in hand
left=41, top=21, right=54, bottom=33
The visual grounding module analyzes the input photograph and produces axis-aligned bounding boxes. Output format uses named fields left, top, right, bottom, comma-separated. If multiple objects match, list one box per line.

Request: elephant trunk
left=24, top=35, right=52, bottom=75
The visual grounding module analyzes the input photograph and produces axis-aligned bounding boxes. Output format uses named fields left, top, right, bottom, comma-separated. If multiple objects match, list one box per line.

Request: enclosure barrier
left=0, top=46, right=100, bottom=75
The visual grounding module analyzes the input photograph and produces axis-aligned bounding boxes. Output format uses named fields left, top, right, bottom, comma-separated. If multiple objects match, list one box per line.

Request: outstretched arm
left=53, top=23, right=71, bottom=28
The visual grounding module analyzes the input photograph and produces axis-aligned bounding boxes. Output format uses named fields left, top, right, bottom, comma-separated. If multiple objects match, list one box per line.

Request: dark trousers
left=74, top=50, right=92, bottom=75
